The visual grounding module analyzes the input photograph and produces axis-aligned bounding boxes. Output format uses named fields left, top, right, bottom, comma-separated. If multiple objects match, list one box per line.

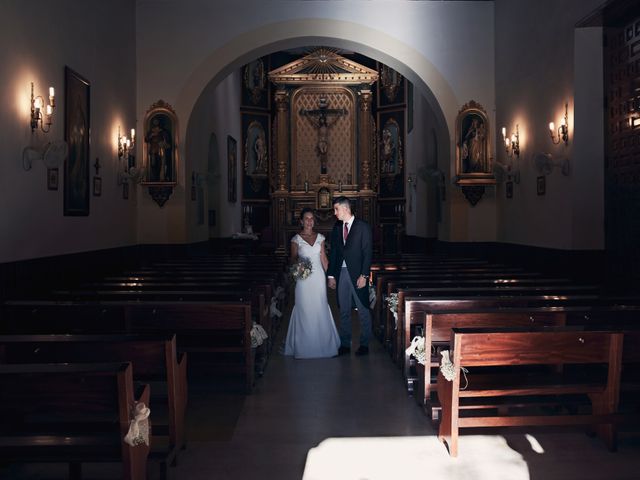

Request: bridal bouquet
left=290, top=256, right=313, bottom=281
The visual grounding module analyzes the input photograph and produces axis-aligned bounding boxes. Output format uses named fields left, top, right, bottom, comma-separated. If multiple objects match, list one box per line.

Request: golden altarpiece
left=267, top=49, right=380, bottom=254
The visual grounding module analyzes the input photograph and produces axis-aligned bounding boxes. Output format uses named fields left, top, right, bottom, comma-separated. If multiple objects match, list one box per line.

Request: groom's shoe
left=338, top=346, right=351, bottom=356
left=355, top=346, right=369, bottom=356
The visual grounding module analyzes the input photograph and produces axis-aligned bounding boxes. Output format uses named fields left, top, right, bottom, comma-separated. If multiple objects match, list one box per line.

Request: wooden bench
left=437, top=327, right=623, bottom=457
left=1, top=300, right=255, bottom=392
left=0, top=333, right=186, bottom=473
left=0, top=362, right=150, bottom=479
left=414, top=309, right=567, bottom=409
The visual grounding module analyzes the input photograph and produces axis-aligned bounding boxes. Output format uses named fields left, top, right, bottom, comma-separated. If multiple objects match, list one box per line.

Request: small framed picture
left=537, top=175, right=546, bottom=196
left=506, top=181, right=513, bottom=199
left=47, top=168, right=59, bottom=190
left=123, top=182, right=129, bottom=200
left=93, top=177, right=102, bottom=196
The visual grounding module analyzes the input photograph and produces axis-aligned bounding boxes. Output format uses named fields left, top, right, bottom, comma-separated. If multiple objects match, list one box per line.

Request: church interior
left=1, top=0, right=640, bottom=479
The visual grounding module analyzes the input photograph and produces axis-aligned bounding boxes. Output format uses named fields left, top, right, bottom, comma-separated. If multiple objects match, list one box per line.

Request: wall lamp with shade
left=117, top=126, right=145, bottom=184
left=30, top=82, right=55, bottom=133
left=501, top=124, right=520, bottom=159
left=549, top=103, right=569, bottom=145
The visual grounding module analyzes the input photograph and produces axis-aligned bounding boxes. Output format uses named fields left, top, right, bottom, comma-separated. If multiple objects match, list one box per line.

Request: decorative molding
left=268, top=48, right=378, bottom=86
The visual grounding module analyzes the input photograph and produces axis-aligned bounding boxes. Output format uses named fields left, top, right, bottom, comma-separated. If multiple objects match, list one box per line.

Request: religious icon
left=299, top=96, right=347, bottom=175
left=244, top=121, right=268, bottom=176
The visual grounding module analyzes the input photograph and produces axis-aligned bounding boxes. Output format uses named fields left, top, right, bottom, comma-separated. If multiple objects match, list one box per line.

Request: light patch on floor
left=303, top=435, right=529, bottom=480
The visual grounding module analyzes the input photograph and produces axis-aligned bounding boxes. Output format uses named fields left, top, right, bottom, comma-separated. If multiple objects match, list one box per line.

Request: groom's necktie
left=343, top=222, right=349, bottom=242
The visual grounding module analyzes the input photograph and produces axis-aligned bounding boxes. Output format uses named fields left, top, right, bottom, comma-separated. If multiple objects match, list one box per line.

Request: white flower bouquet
left=385, top=293, right=399, bottom=326
left=290, top=256, right=313, bottom=281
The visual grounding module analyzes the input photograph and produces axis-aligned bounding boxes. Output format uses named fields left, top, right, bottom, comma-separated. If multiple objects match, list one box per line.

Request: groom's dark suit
left=327, top=217, right=373, bottom=309
left=328, top=216, right=373, bottom=349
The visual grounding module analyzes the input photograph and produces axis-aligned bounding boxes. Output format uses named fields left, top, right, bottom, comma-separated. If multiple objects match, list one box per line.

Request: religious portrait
left=454, top=101, right=494, bottom=185
left=242, top=57, right=269, bottom=109
left=142, top=100, right=179, bottom=185
left=244, top=121, right=268, bottom=176
left=377, top=109, right=406, bottom=197
left=378, top=63, right=406, bottom=108
left=242, top=112, right=270, bottom=198
left=63, top=66, right=90, bottom=216
left=378, top=113, right=404, bottom=176
left=227, top=135, right=237, bottom=203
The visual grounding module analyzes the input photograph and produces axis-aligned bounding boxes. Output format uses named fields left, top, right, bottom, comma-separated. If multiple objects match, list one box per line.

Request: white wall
left=135, top=0, right=496, bottom=244
left=0, top=0, right=137, bottom=263
left=495, top=0, right=606, bottom=250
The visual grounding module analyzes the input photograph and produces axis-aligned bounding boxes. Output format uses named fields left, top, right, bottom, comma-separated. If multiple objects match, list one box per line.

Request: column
left=274, top=89, right=289, bottom=191
left=358, top=88, right=373, bottom=191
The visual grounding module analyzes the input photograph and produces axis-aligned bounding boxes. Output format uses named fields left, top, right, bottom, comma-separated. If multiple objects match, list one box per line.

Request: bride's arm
left=320, top=240, right=329, bottom=272
left=290, top=239, right=298, bottom=264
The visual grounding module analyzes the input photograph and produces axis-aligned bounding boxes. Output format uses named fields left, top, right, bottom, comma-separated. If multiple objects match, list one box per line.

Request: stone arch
left=177, top=18, right=457, bottom=152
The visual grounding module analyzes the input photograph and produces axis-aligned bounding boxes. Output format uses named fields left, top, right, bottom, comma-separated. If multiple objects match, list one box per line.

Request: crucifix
left=299, top=96, right=347, bottom=174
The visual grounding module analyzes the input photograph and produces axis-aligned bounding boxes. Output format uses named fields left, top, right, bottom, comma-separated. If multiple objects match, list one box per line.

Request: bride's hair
left=299, top=207, right=315, bottom=223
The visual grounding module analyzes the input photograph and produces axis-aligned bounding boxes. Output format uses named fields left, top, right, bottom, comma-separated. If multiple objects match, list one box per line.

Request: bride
left=284, top=208, right=340, bottom=358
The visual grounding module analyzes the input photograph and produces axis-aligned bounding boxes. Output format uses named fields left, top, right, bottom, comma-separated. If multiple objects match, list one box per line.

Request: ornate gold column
left=358, top=89, right=373, bottom=191
left=272, top=89, right=290, bottom=254
left=274, top=89, right=289, bottom=191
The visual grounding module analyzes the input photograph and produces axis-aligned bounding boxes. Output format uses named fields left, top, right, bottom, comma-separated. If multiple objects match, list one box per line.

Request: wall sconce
left=501, top=124, right=520, bottom=158
left=30, top=82, right=55, bottom=133
left=117, top=126, right=145, bottom=184
left=549, top=103, right=569, bottom=145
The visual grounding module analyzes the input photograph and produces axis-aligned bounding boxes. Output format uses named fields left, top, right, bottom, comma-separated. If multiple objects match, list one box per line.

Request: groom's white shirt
left=329, top=214, right=354, bottom=278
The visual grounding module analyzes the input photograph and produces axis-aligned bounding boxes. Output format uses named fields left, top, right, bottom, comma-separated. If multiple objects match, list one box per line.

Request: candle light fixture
left=30, top=82, right=55, bottom=133
left=549, top=103, right=569, bottom=145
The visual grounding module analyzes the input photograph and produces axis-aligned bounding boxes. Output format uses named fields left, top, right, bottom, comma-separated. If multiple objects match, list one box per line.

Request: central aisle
left=171, top=334, right=436, bottom=479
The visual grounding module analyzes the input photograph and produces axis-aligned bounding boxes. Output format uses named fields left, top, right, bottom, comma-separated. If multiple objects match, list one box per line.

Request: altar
left=267, top=49, right=379, bottom=254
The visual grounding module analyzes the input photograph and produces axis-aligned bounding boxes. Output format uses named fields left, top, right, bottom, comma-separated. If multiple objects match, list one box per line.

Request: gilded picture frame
left=227, top=135, right=237, bottom=203
left=63, top=66, right=90, bottom=216
left=455, top=100, right=495, bottom=185
left=142, top=100, right=179, bottom=185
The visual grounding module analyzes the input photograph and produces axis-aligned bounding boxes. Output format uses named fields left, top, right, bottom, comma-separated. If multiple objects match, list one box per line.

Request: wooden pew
left=415, top=309, right=567, bottom=410
left=0, top=362, right=150, bottom=479
left=379, top=275, right=572, bottom=346
left=398, top=296, right=640, bottom=394
left=1, top=300, right=255, bottom=392
left=394, top=285, right=601, bottom=365
left=437, top=327, right=623, bottom=457
left=0, top=333, right=186, bottom=473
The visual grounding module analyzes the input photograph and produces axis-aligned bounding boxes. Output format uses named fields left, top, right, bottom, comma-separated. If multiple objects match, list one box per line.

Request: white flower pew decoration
left=250, top=322, right=269, bottom=348
left=405, top=335, right=427, bottom=365
left=439, top=350, right=468, bottom=389
left=124, top=402, right=151, bottom=447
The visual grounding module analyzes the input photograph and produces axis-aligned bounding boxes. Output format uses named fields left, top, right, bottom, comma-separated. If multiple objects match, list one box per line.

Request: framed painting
left=227, top=135, right=237, bottom=202
left=377, top=109, right=405, bottom=198
left=47, top=168, right=59, bottom=191
left=93, top=176, right=102, bottom=196
left=241, top=111, right=270, bottom=199
left=63, top=66, right=90, bottom=216
left=142, top=100, right=178, bottom=184
left=455, top=101, right=494, bottom=182
left=377, top=63, right=406, bottom=108
left=241, top=56, right=269, bottom=110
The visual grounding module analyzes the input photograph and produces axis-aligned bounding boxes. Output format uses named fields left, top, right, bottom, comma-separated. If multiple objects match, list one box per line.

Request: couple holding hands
left=284, top=196, right=373, bottom=359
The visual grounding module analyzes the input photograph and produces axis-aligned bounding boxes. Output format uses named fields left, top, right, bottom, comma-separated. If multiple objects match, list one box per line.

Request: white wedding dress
left=284, top=233, right=340, bottom=359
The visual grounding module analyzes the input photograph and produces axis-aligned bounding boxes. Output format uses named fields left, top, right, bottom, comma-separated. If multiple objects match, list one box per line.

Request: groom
left=327, top=196, right=373, bottom=356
